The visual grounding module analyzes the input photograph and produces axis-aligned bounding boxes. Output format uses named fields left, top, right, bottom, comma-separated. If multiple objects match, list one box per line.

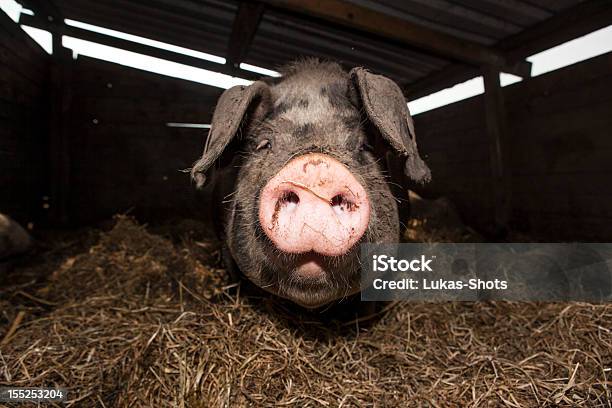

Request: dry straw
left=0, top=216, right=610, bottom=407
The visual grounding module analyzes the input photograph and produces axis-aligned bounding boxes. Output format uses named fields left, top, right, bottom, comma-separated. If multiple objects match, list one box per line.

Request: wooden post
left=482, top=66, right=511, bottom=236
left=227, top=2, right=266, bottom=69
left=47, top=19, right=73, bottom=226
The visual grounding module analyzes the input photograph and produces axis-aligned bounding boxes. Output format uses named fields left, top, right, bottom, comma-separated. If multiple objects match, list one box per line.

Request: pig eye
left=359, top=142, right=374, bottom=152
left=255, top=139, right=271, bottom=151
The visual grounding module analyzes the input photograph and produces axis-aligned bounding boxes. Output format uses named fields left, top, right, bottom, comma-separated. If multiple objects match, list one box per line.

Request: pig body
left=193, top=60, right=430, bottom=308
left=0, top=214, right=32, bottom=260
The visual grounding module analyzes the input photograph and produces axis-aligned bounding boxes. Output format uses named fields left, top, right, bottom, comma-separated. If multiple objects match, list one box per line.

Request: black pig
left=192, top=60, right=430, bottom=308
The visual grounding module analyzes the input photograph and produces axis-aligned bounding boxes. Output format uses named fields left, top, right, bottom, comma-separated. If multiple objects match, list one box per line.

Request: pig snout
left=259, top=153, right=370, bottom=258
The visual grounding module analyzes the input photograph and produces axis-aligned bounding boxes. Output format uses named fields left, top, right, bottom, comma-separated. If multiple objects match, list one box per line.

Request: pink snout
left=259, top=153, right=370, bottom=257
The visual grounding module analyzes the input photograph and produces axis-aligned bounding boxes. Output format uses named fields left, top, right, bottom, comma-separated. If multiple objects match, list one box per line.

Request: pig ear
left=350, top=67, right=431, bottom=184
left=191, top=81, right=271, bottom=188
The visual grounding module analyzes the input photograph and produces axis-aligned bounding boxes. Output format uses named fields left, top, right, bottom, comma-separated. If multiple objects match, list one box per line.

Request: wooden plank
left=0, top=26, right=48, bottom=75
left=251, top=17, right=429, bottom=79
left=0, top=4, right=51, bottom=61
left=19, top=0, right=63, bottom=19
left=0, top=44, right=47, bottom=86
left=426, top=173, right=492, bottom=191
left=19, top=14, right=261, bottom=81
left=423, top=162, right=488, bottom=179
left=57, top=0, right=235, bottom=58
left=482, top=66, right=511, bottom=232
left=371, top=0, right=521, bottom=40
left=511, top=147, right=612, bottom=175
left=411, top=55, right=612, bottom=240
left=260, top=0, right=530, bottom=75
left=69, top=56, right=225, bottom=98
left=0, top=126, right=30, bottom=154
left=94, top=0, right=231, bottom=38
left=46, top=50, right=72, bottom=225
left=55, top=2, right=230, bottom=57
left=511, top=111, right=612, bottom=150
left=70, top=83, right=219, bottom=101
left=503, top=0, right=612, bottom=60
left=416, top=114, right=483, bottom=136
left=422, top=145, right=489, bottom=162
left=70, top=96, right=218, bottom=113
left=511, top=212, right=612, bottom=238
left=513, top=192, right=612, bottom=217
left=405, top=0, right=612, bottom=101
left=227, top=2, right=265, bottom=67
left=261, top=10, right=447, bottom=70
left=0, top=74, right=44, bottom=106
left=249, top=30, right=425, bottom=79
left=420, top=134, right=488, bottom=151
left=511, top=174, right=612, bottom=195
left=405, top=64, right=475, bottom=100
left=70, top=82, right=220, bottom=100
left=457, top=0, right=552, bottom=26
left=69, top=110, right=214, bottom=129
left=66, top=125, right=202, bottom=223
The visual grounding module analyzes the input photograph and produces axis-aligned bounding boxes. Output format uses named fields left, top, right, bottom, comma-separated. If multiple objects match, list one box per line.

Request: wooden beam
left=19, top=0, right=63, bottom=20
left=20, top=0, right=65, bottom=56
left=46, top=50, right=73, bottom=226
left=19, top=14, right=261, bottom=80
left=482, top=66, right=511, bottom=234
left=227, top=2, right=266, bottom=67
left=405, top=0, right=612, bottom=102
left=503, top=0, right=612, bottom=61
left=0, top=3, right=51, bottom=59
left=52, top=2, right=230, bottom=59
left=20, top=0, right=74, bottom=225
left=260, top=0, right=530, bottom=75
left=405, top=64, right=476, bottom=100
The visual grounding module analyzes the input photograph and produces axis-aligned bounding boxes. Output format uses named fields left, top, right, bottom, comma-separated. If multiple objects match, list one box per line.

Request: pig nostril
left=281, top=191, right=299, bottom=204
left=279, top=191, right=300, bottom=210
left=330, top=194, right=356, bottom=213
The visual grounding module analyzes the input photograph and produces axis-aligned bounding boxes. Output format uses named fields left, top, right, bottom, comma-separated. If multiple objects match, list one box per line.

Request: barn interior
left=1, top=0, right=611, bottom=406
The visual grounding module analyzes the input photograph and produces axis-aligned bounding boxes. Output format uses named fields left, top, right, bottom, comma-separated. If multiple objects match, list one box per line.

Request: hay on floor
left=0, top=216, right=610, bottom=407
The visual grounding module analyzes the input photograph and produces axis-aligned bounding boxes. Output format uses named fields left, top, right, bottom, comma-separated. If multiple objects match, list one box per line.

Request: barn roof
left=18, top=0, right=612, bottom=98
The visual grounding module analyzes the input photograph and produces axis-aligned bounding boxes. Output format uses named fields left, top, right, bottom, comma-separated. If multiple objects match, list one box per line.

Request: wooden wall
left=413, top=52, right=612, bottom=240
left=54, top=51, right=612, bottom=239
left=3, top=13, right=609, bottom=241
left=0, top=13, right=49, bottom=225
left=66, top=56, right=223, bottom=223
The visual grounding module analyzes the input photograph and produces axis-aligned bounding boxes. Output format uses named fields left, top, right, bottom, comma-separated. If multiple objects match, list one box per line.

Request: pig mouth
left=292, top=251, right=330, bottom=282
left=269, top=247, right=360, bottom=278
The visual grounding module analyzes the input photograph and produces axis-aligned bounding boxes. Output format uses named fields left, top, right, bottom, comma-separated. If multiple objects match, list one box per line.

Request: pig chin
left=283, top=276, right=361, bottom=309
left=261, top=248, right=362, bottom=308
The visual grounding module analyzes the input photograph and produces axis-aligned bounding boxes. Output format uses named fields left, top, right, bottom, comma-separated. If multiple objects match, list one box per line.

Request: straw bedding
left=0, top=216, right=610, bottom=407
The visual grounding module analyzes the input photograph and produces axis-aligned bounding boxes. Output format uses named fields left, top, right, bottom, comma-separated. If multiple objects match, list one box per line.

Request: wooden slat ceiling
left=29, top=0, right=611, bottom=95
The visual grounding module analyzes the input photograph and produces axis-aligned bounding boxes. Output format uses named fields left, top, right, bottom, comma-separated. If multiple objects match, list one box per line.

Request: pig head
left=192, top=60, right=430, bottom=308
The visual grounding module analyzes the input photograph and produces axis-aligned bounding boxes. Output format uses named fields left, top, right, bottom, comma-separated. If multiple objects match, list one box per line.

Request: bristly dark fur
left=192, top=59, right=430, bottom=308
left=276, top=57, right=343, bottom=78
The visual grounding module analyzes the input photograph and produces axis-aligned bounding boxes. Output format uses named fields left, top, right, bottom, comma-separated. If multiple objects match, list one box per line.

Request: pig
left=192, top=59, right=430, bottom=308
left=0, top=213, right=32, bottom=260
